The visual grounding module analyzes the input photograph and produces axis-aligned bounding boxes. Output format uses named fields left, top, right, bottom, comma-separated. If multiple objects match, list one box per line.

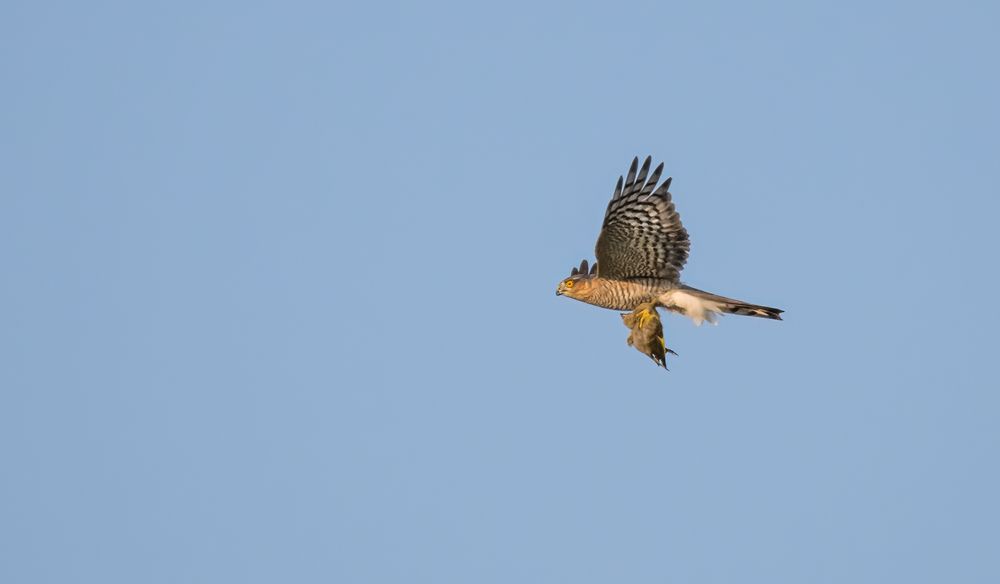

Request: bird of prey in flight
left=556, top=156, right=782, bottom=363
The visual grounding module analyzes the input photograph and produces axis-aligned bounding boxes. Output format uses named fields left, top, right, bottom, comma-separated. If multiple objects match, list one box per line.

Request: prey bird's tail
left=662, top=285, right=784, bottom=326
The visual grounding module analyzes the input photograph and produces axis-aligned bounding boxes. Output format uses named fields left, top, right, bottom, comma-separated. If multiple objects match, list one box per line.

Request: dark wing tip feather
left=652, top=176, right=673, bottom=197
left=624, top=157, right=639, bottom=191
left=640, top=163, right=665, bottom=198
left=634, top=157, right=652, bottom=191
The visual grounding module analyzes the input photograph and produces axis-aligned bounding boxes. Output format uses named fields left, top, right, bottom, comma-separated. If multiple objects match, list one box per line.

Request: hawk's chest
left=587, top=278, right=669, bottom=311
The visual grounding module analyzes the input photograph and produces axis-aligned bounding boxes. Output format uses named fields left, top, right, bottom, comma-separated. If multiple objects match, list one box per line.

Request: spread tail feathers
left=662, top=286, right=784, bottom=326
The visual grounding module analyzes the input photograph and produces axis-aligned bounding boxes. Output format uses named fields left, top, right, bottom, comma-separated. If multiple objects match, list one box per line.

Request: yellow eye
left=564, top=280, right=574, bottom=288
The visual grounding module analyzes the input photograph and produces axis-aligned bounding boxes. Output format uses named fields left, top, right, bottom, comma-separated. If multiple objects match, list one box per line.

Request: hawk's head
left=556, top=259, right=597, bottom=299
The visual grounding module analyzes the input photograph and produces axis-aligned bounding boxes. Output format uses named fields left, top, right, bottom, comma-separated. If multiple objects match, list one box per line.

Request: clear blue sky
left=3, top=1, right=999, bottom=582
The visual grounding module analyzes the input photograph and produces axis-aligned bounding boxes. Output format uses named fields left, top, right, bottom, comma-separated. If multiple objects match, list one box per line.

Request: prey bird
left=556, top=156, right=783, bottom=362
left=621, top=302, right=677, bottom=370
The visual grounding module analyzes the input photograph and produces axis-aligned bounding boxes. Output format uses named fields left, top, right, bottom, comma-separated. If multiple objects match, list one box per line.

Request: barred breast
left=588, top=278, right=672, bottom=311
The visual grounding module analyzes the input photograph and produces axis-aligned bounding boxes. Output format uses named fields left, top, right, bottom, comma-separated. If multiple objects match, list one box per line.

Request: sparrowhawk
left=556, top=156, right=783, bottom=362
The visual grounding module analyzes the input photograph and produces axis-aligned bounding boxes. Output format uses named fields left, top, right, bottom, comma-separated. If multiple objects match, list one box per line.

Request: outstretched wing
left=595, top=156, right=690, bottom=282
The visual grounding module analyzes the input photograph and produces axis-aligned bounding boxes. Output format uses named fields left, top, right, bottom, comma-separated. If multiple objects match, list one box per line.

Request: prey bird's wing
left=595, top=156, right=690, bottom=282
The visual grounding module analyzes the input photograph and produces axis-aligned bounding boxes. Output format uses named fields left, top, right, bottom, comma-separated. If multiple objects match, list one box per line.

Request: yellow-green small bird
left=621, top=302, right=678, bottom=370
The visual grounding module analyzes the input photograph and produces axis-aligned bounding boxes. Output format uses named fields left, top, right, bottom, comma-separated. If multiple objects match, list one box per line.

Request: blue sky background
left=3, top=1, right=999, bottom=582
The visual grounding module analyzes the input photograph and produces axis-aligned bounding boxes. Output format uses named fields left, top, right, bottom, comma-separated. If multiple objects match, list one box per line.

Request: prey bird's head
left=556, top=259, right=598, bottom=300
